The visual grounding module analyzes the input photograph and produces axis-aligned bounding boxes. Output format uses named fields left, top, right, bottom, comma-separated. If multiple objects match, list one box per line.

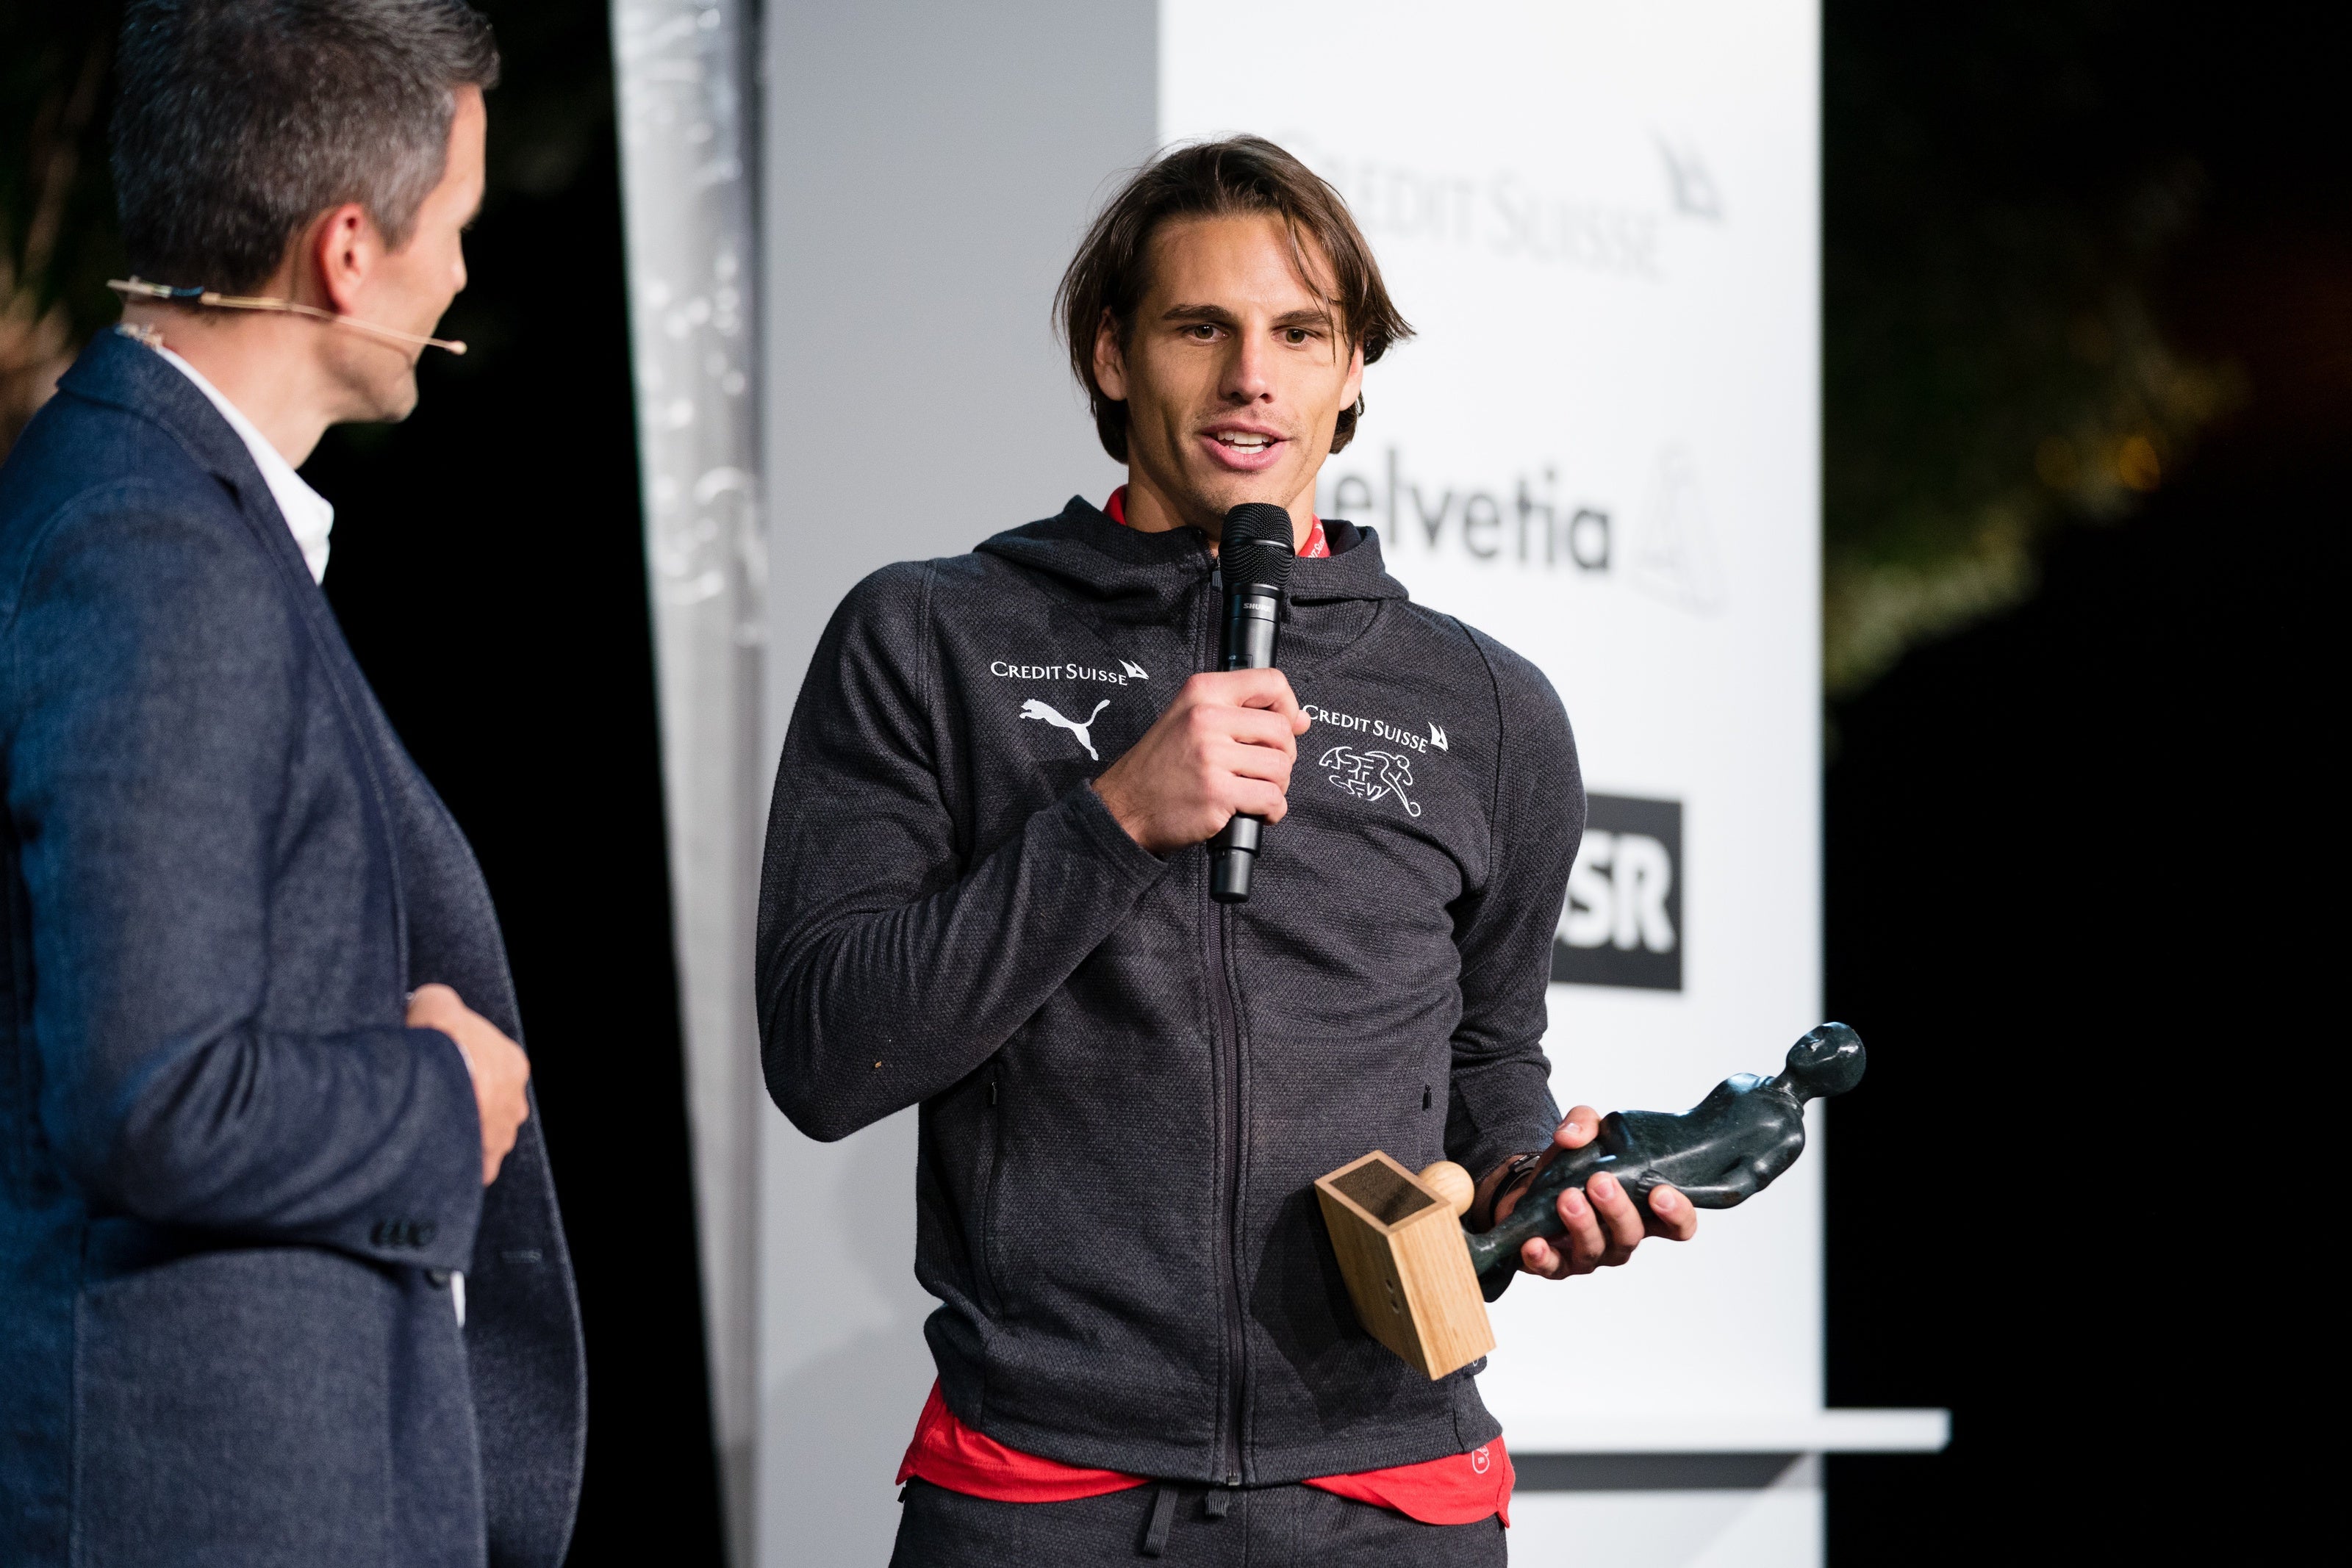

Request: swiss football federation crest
left=1320, top=744, right=1421, bottom=817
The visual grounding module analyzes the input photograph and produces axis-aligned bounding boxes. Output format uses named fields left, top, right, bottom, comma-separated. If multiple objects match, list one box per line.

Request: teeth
left=1217, top=434, right=1272, bottom=449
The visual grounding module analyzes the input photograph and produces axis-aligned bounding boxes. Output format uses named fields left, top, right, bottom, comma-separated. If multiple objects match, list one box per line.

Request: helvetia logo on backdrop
left=1322, top=447, right=1614, bottom=572
left=1317, top=444, right=1726, bottom=616
left=1552, top=794, right=1682, bottom=992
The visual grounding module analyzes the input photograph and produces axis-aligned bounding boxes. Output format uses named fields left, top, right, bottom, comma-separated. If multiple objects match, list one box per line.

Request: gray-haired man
left=0, top=4, right=582, bottom=1564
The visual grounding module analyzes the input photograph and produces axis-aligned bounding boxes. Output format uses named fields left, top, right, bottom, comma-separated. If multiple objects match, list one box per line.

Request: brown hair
left=1056, top=136, right=1412, bottom=462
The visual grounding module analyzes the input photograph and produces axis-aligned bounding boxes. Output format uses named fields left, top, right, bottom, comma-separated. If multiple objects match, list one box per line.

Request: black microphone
left=1209, top=503, right=1297, bottom=904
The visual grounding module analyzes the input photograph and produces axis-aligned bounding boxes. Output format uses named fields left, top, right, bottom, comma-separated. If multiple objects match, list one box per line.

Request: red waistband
left=896, top=1381, right=1513, bottom=1527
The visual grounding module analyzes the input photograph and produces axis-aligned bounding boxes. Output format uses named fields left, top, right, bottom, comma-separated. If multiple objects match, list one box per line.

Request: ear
left=1091, top=308, right=1129, bottom=403
left=304, top=202, right=381, bottom=313
left=1339, top=339, right=1366, bottom=409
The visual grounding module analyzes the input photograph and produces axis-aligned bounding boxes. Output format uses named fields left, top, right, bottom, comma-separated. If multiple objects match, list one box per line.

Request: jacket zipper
left=1201, top=557, right=1249, bottom=1489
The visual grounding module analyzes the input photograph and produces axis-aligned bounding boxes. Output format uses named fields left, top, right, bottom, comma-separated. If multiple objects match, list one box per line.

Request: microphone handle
left=1209, top=587, right=1281, bottom=903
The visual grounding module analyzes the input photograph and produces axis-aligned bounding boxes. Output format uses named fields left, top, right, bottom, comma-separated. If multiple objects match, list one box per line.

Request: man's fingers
left=1646, top=1185, right=1698, bottom=1242
left=1553, top=1106, right=1602, bottom=1150
left=1212, top=668, right=1305, bottom=727
left=1225, top=780, right=1291, bottom=824
left=1587, top=1172, right=1648, bottom=1264
left=406, top=982, right=461, bottom=1026
left=1210, top=700, right=1302, bottom=755
left=1208, top=741, right=1295, bottom=792
left=1209, top=719, right=1299, bottom=769
left=1552, top=1185, right=1605, bottom=1274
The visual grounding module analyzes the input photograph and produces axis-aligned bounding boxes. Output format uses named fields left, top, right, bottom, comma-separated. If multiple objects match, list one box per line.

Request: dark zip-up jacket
left=758, top=498, right=1581, bottom=1484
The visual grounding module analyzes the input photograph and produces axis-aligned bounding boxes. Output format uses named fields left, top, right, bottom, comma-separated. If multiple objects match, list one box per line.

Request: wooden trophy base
left=1314, top=1152, right=1494, bottom=1381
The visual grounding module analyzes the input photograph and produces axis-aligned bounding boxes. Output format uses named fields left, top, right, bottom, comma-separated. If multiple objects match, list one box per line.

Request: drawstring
left=1139, top=1483, right=1238, bottom=1555
left=1139, top=1483, right=1178, bottom=1556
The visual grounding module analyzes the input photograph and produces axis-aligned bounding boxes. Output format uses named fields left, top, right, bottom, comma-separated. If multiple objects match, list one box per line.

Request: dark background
left=1818, top=7, right=2337, bottom=1563
left=4, top=1, right=2342, bottom=1562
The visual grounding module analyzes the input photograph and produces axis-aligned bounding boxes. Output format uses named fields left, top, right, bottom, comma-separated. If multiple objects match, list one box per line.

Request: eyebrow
left=1161, top=303, right=1237, bottom=326
left=1159, top=302, right=1337, bottom=333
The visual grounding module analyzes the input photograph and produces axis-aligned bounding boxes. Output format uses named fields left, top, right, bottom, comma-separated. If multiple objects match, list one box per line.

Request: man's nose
left=1222, top=331, right=1274, bottom=403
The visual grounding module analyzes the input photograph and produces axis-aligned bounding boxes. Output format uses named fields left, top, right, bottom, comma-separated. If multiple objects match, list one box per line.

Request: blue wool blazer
left=0, top=331, right=584, bottom=1567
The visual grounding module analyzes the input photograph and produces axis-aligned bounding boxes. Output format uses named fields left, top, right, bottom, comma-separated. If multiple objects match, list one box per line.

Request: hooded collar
left=975, top=496, right=1411, bottom=620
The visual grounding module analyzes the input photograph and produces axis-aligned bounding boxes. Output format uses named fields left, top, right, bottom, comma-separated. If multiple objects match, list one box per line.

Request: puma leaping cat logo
left=1019, top=697, right=1111, bottom=760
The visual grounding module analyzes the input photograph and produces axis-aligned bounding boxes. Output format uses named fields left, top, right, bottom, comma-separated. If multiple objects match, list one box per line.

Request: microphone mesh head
left=1221, top=503, right=1297, bottom=592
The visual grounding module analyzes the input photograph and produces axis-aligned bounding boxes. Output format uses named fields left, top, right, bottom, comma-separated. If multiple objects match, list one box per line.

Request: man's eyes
left=1176, top=323, right=1321, bottom=345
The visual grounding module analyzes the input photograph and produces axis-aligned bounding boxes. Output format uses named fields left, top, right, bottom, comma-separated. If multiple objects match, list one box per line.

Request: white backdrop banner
left=1161, top=0, right=1826, bottom=1441
left=750, top=4, right=1878, bottom=1564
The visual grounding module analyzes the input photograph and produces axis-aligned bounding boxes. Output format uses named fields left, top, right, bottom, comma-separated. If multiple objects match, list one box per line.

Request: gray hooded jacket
left=757, top=497, right=1581, bottom=1485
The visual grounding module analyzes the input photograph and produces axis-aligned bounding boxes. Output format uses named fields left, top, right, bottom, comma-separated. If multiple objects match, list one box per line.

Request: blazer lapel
left=60, top=331, right=418, bottom=988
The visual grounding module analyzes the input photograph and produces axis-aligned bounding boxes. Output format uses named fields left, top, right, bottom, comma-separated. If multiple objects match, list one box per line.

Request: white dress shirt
left=139, top=334, right=336, bottom=583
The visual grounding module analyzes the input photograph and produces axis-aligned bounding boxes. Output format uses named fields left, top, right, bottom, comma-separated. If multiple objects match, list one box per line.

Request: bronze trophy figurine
left=1314, top=1024, right=1866, bottom=1379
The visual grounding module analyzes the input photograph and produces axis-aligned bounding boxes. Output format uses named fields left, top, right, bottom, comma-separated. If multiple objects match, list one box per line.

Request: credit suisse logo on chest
left=1303, top=702, right=1451, bottom=819
left=988, top=654, right=1150, bottom=764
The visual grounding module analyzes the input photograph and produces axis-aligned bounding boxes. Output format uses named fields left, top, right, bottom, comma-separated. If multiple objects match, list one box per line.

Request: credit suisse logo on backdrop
left=1284, top=133, right=1725, bottom=279
left=1553, top=794, right=1682, bottom=993
left=1296, top=129, right=1731, bottom=613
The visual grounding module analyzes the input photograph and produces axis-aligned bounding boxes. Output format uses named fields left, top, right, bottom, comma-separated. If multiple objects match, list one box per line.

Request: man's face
left=340, top=84, right=487, bottom=420
left=1096, top=213, right=1365, bottom=539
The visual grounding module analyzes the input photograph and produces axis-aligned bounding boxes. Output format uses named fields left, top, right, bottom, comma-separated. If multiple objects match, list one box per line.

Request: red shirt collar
left=1105, top=485, right=1330, bottom=558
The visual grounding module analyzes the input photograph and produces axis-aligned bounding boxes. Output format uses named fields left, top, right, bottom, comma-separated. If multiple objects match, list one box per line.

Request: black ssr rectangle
left=1551, top=794, right=1682, bottom=992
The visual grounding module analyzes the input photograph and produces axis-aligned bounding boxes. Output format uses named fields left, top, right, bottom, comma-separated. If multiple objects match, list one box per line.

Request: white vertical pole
left=609, top=4, right=764, bottom=1562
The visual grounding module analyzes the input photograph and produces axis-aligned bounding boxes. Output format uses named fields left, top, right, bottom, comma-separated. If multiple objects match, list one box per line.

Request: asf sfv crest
left=1320, top=744, right=1421, bottom=817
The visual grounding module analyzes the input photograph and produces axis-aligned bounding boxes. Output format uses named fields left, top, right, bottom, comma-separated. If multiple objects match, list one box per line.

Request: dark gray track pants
left=890, top=1478, right=1510, bottom=1567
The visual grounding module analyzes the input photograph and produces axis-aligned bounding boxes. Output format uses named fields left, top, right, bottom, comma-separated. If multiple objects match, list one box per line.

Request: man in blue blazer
left=0, top=4, right=584, bottom=1564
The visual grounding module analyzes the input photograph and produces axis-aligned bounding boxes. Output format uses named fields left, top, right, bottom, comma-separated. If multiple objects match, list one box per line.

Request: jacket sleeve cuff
left=1446, top=1059, right=1561, bottom=1181
left=352, top=1027, right=485, bottom=1273
left=1063, top=780, right=1177, bottom=889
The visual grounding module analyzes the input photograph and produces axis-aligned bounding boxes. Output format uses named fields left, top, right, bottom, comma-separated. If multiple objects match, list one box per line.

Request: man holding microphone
left=760, top=137, right=1697, bottom=1564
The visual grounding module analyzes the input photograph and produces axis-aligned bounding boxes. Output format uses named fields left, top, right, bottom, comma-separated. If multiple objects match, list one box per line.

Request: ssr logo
left=1552, top=794, right=1682, bottom=992
left=1320, top=744, right=1421, bottom=818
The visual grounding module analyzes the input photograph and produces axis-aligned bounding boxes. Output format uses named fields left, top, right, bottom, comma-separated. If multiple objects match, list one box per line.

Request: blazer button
left=426, top=1269, right=451, bottom=1287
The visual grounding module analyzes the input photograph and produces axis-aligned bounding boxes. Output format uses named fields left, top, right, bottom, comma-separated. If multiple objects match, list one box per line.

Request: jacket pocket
left=73, top=1248, right=400, bottom=1568
left=975, top=1066, right=1008, bottom=1321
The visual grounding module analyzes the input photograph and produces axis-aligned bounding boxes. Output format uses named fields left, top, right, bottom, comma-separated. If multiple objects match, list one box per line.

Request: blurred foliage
left=0, top=0, right=612, bottom=451
left=1, top=1, right=122, bottom=452
left=1823, top=0, right=2239, bottom=694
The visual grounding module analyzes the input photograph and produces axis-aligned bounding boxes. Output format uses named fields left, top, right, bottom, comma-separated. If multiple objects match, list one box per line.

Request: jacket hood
left=975, top=496, right=1412, bottom=620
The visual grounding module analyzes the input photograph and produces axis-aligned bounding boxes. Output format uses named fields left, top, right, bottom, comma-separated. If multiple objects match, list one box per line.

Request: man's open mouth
left=1201, top=426, right=1287, bottom=469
